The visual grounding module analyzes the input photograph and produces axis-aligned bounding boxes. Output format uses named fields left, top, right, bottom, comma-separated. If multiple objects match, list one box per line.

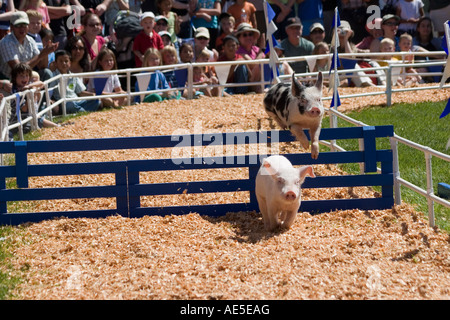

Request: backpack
left=113, top=10, right=142, bottom=40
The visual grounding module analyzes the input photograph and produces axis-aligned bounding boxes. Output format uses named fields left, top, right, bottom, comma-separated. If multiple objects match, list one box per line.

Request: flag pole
left=329, top=7, right=339, bottom=152
left=263, top=0, right=280, bottom=84
left=439, top=20, right=450, bottom=88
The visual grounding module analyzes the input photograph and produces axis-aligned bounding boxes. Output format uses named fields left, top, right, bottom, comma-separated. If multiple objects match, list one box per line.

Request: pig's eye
left=295, top=179, right=300, bottom=185
left=277, top=177, right=284, bottom=185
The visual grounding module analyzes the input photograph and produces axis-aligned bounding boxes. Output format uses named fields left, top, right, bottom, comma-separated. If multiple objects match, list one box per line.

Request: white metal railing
left=0, top=51, right=448, bottom=226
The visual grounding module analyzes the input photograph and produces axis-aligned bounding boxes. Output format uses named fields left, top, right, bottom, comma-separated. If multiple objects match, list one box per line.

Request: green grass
left=322, top=100, right=450, bottom=231
left=0, top=226, right=22, bottom=299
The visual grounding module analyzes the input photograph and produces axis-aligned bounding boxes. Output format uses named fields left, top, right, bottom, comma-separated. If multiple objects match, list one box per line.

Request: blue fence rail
left=0, top=125, right=394, bottom=225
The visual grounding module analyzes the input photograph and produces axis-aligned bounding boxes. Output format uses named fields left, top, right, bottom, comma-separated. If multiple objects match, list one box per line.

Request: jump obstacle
left=0, top=126, right=394, bottom=225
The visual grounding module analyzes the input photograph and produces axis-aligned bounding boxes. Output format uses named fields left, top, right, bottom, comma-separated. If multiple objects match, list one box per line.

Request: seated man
left=0, top=11, right=57, bottom=79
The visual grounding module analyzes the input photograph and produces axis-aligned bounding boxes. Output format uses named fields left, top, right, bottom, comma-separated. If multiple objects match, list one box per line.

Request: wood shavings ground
left=3, top=86, right=450, bottom=300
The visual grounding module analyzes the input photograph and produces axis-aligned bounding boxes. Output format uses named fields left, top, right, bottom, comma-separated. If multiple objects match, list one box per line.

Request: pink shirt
left=22, top=5, right=50, bottom=26
left=236, top=45, right=261, bottom=60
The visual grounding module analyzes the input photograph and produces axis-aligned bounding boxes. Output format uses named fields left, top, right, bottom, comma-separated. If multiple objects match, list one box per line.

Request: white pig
left=255, top=155, right=315, bottom=231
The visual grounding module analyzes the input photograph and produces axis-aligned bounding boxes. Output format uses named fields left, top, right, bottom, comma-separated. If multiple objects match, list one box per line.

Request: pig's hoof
left=311, top=146, right=319, bottom=159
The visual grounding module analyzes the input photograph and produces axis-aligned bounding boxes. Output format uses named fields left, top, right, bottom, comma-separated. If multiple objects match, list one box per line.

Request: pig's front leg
left=256, top=194, right=269, bottom=228
left=289, top=123, right=310, bottom=150
left=281, top=210, right=297, bottom=229
left=265, top=207, right=281, bottom=231
left=309, top=124, right=322, bottom=159
left=266, top=111, right=287, bottom=130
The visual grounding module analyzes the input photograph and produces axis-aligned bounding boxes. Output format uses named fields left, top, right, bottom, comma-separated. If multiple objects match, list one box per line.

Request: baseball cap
left=140, top=11, right=155, bottom=22
left=382, top=14, right=400, bottom=24
left=309, top=22, right=325, bottom=33
left=155, top=15, right=168, bottom=23
left=158, top=31, right=171, bottom=38
left=285, top=17, right=302, bottom=30
left=10, top=11, right=29, bottom=26
left=195, top=27, right=210, bottom=39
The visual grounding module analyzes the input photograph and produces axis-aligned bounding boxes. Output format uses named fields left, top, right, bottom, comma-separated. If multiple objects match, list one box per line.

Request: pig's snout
left=284, top=191, right=297, bottom=201
left=308, top=107, right=321, bottom=117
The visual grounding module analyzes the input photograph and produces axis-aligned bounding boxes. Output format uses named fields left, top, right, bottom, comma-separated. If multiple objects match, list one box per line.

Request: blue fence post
left=127, top=166, right=140, bottom=218
left=362, top=126, right=377, bottom=173
left=115, top=162, right=129, bottom=217
left=14, top=141, right=29, bottom=188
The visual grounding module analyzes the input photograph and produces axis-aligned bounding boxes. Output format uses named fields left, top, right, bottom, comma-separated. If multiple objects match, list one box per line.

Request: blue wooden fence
left=0, top=126, right=394, bottom=225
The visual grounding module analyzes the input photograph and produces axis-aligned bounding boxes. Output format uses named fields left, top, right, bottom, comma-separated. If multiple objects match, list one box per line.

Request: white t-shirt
left=398, top=0, right=424, bottom=31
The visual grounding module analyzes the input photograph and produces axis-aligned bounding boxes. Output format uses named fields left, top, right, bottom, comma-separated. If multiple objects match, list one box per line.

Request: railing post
left=425, top=151, right=435, bottom=227
left=61, top=76, right=67, bottom=116
left=386, top=66, right=392, bottom=107
left=187, top=64, right=193, bottom=100
left=126, top=69, right=131, bottom=106
left=390, top=137, right=401, bottom=205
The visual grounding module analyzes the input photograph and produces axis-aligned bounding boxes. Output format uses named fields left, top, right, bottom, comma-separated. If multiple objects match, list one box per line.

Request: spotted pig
left=263, top=72, right=324, bottom=159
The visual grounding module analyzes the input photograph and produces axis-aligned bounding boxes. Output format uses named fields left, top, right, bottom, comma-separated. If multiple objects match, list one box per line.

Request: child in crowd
left=396, top=0, right=425, bottom=36
left=88, top=48, right=127, bottom=108
left=26, top=10, right=43, bottom=51
left=377, top=38, right=402, bottom=85
left=312, top=42, right=330, bottom=73
left=134, top=47, right=175, bottom=103
left=215, top=13, right=235, bottom=55
left=378, top=38, right=399, bottom=67
left=396, top=33, right=422, bottom=85
left=227, top=0, right=257, bottom=28
left=8, top=63, right=58, bottom=137
left=156, top=0, right=179, bottom=42
left=179, top=42, right=194, bottom=63
left=159, top=31, right=173, bottom=47
left=161, top=45, right=181, bottom=90
left=19, top=0, right=50, bottom=29
left=195, top=49, right=219, bottom=97
left=51, top=50, right=100, bottom=114
left=133, top=11, right=164, bottom=68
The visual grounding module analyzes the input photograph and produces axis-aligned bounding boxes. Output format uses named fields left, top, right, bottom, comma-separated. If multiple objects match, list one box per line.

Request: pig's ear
left=315, top=71, right=323, bottom=92
left=291, top=73, right=304, bottom=97
left=299, top=165, right=315, bottom=180
left=262, top=158, right=278, bottom=176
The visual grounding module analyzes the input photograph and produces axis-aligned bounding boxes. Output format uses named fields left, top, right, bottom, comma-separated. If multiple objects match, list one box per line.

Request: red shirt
left=132, top=30, right=164, bottom=67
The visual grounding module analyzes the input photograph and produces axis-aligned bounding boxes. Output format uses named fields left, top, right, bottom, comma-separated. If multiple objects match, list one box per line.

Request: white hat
left=10, top=11, right=29, bottom=26
left=158, top=31, right=171, bottom=38
left=195, top=27, right=210, bottom=39
left=140, top=11, right=155, bottom=22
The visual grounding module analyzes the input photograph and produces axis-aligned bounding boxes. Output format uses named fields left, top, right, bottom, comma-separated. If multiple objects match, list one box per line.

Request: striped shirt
left=0, top=33, right=39, bottom=78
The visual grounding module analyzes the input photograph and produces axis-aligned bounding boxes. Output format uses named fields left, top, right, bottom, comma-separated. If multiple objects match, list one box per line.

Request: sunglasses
left=157, top=21, right=168, bottom=26
left=72, top=46, right=85, bottom=51
left=241, top=32, right=254, bottom=37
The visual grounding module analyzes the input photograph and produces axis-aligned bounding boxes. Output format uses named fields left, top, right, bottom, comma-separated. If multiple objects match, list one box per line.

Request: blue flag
left=440, top=98, right=450, bottom=118
left=174, top=68, right=188, bottom=87
left=329, top=51, right=341, bottom=75
left=93, top=77, right=108, bottom=96
left=265, top=34, right=278, bottom=55
left=330, top=91, right=341, bottom=108
left=266, top=1, right=276, bottom=23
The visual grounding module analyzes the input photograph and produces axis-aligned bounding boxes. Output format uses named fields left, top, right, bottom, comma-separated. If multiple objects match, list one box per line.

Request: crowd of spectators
left=0, top=0, right=448, bottom=129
